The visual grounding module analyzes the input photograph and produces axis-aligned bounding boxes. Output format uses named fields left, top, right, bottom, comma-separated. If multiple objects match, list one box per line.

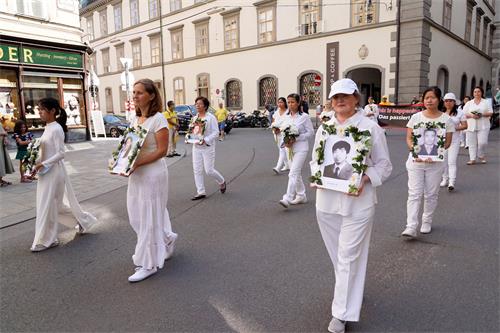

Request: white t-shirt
left=463, top=98, right=493, bottom=131
left=447, top=109, right=466, bottom=141
left=363, top=103, right=379, bottom=122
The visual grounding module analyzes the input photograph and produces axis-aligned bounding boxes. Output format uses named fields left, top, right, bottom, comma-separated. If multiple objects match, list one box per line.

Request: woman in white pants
left=313, top=79, right=392, bottom=333
left=272, top=97, right=289, bottom=174
left=191, top=96, right=226, bottom=200
left=458, top=96, right=470, bottom=147
left=279, top=93, right=314, bottom=208
left=126, top=79, right=177, bottom=282
left=440, top=93, right=467, bottom=191
left=463, top=86, right=493, bottom=164
left=402, top=87, right=454, bottom=238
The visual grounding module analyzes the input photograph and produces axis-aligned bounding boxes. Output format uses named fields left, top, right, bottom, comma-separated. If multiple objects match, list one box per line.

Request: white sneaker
left=440, top=178, right=448, bottom=187
left=165, top=233, right=178, bottom=260
left=290, top=196, right=307, bottom=205
left=401, top=227, right=417, bottom=238
left=420, top=223, right=432, bottom=234
left=328, top=317, right=346, bottom=333
left=279, top=199, right=289, bottom=208
left=460, top=142, right=465, bottom=148
left=272, top=167, right=280, bottom=174
left=280, top=166, right=290, bottom=172
left=128, top=267, right=157, bottom=283
left=75, top=223, right=85, bottom=234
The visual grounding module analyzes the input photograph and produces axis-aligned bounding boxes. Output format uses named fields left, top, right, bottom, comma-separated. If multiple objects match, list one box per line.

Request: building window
left=115, top=44, right=124, bottom=71
left=195, top=22, right=209, bottom=56
left=482, top=21, right=489, bottom=52
left=437, top=67, right=449, bottom=93
left=131, top=39, right=141, bottom=68
left=460, top=73, right=467, bottom=100
left=223, top=15, right=239, bottom=50
left=16, top=0, right=48, bottom=19
left=300, top=72, right=322, bottom=107
left=149, top=0, right=159, bottom=19
left=300, top=0, right=321, bottom=35
left=471, top=76, right=476, bottom=94
left=489, top=26, right=495, bottom=55
left=105, top=87, right=113, bottom=113
left=119, top=89, right=128, bottom=113
left=197, top=73, right=209, bottom=98
left=150, top=34, right=161, bottom=64
left=170, top=29, right=183, bottom=60
left=99, top=9, right=107, bottom=36
left=102, top=48, right=110, bottom=73
left=170, top=0, right=181, bottom=11
left=257, top=6, right=275, bottom=44
left=351, top=0, right=377, bottom=27
left=130, top=0, right=139, bottom=25
left=443, top=0, right=452, bottom=30
left=474, top=9, right=482, bottom=48
left=154, top=81, right=163, bottom=101
left=114, top=3, right=122, bottom=32
left=259, top=76, right=277, bottom=107
left=465, top=3, right=473, bottom=42
left=173, top=77, right=185, bottom=104
left=226, top=80, right=242, bottom=109
left=479, top=78, right=484, bottom=90
left=86, top=16, right=94, bottom=40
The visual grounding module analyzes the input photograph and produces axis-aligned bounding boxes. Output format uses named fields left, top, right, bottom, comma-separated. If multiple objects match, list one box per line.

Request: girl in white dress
left=126, top=79, right=177, bottom=283
left=271, top=97, right=289, bottom=174
left=31, top=98, right=97, bottom=252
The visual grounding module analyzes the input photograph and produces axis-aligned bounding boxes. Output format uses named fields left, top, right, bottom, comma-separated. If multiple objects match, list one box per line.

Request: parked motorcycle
left=232, top=112, right=252, bottom=128
left=250, top=109, right=269, bottom=128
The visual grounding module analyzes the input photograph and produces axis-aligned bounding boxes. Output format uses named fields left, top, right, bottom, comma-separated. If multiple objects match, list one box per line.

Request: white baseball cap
left=443, top=92, right=458, bottom=103
left=328, top=79, right=359, bottom=98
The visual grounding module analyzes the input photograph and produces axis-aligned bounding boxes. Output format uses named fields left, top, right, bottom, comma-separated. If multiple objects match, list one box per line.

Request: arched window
left=258, top=76, right=277, bottom=107
left=470, top=76, right=476, bottom=95
left=225, top=79, right=242, bottom=109
left=197, top=73, right=210, bottom=98
left=299, top=72, right=322, bottom=107
left=460, top=73, right=467, bottom=100
left=479, top=78, right=484, bottom=90
left=436, top=66, right=449, bottom=93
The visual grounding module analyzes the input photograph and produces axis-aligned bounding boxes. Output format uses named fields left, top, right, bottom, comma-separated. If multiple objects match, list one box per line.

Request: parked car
left=103, top=114, right=129, bottom=137
left=174, top=104, right=231, bottom=134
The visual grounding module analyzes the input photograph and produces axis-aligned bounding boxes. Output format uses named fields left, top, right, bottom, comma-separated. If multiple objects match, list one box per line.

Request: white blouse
left=131, top=112, right=168, bottom=153
left=314, top=111, right=392, bottom=216
left=463, top=98, right=493, bottom=131
left=193, top=112, right=219, bottom=148
left=40, top=122, right=65, bottom=169
left=447, top=109, right=466, bottom=140
left=285, top=112, right=314, bottom=153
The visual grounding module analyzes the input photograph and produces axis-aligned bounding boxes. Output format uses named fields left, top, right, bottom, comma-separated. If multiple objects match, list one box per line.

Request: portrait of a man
left=323, top=140, right=354, bottom=180
left=419, top=128, right=438, bottom=156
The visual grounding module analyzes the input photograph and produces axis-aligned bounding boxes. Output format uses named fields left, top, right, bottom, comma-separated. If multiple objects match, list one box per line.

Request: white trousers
left=192, top=146, right=225, bottom=195
left=274, top=143, right=289, bottom=170
left=167, top=127, right=176, bottom=155
left=316, top=206, right=375, bottom=322
left=282, top=150, right=308, bottom=202
left=442, top=138, right=460, bottom=184
left=406, top=159, right=444, bottom=230
left=467, top=129, right=490, bottom=160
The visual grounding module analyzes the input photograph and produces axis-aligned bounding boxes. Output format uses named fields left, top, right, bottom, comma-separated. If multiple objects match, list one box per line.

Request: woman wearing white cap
left=279, top=93, right=314, bottom=208
left=440, top=93, right=467, bottom=191
left=312, top=79, right=392, bottom=333
left=463, top=86, right=493, bottom=164
left=401, top=87, right=454, bottom=239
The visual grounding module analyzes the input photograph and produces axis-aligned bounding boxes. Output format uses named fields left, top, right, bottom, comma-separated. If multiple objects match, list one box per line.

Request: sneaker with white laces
left=128, top=267, right=157, bottom=283
left=440, top=178, right=448, bottom=187
left=420, top=223, right=432, bottom=234
left=401, top=227, right=417, bottom=238
left=279, top=199, right=289, bottom=208
left=290, top=196, right=307, bottom=205
left=165, top=233, right=178, bottom=260
left=328, top=317, right=346, bottom=333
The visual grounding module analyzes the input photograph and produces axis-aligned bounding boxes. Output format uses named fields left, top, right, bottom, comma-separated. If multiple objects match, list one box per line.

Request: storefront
left=0, top=38, right=90, bottom=142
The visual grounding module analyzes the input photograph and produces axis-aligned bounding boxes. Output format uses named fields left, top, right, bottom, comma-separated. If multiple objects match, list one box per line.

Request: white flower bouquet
left=279, top=119, right=299, bottom=160
left=21, top=139, right=41, bottom=176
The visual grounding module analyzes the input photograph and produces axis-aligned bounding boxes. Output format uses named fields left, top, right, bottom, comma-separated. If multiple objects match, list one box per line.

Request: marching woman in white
left=463, top=86, right=493, bottom=165
left=440, top=93, right=467, bottom=191
left=312, top=79, right=392, bottom=333
left=126, top=79, right=177, bottom=282
left=279, top=93, right=314, bottom=208
left=191, top=96, right=226, bottom=200
left=272, top=97, right=289, bottom=174
left=458, top=96, right=470, bottom=147
left=31, top=98, right=97, bottom=252
left=402, top=87, right=454, bottom=238
left=363, top=96, right=379, bottom=123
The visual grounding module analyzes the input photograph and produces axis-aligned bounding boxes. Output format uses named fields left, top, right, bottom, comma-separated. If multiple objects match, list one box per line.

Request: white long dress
left=32, top=122, right=97, bottom=249
left=127, top=113, right=177, bottom=270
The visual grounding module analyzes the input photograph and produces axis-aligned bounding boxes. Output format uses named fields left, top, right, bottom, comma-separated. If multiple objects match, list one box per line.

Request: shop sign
left=0, top=43, right=83, bottom=69
left=326, top=42, right=339, bottom=90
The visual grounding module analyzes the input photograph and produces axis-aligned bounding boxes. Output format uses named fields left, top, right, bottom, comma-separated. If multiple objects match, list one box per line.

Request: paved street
left=0, top=128, right=498, bottom=332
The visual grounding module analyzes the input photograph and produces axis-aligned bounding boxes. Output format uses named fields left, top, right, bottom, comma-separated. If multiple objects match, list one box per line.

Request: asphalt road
left=0, top=127, right=498, bottom=332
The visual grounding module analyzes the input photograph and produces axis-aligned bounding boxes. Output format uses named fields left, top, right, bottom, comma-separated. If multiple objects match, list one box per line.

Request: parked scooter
left=232, top=112, right=252, bottom=128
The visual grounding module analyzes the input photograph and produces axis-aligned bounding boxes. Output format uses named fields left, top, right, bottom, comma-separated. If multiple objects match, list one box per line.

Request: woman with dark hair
left=278, top=93, right=314, bottom=208
left=13, top=120, right=34, bottom=183
left=126, top=79, right=177, bottom=282
left=31, top=97, right=97, bottom=252
left=189, top=96, right=226, bottom=200
left=463, top=86, right=493, bottom=164
left=440, top=93, right=467, bottom=191
left=272, top=97, right=289, bottom=174
left=458, top=96, right=471, bottom=147
left=402, top=87, right=454, bottom=238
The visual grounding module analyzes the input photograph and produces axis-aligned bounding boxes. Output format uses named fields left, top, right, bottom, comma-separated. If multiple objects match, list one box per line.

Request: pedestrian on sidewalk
left=163, top=100, right=180, bottom=157
left=271, top=97, right=289, bottom=174
left=190, top=96, right=226, bottom=200
left=458, top=96, right=470, bottom=147
left=279, top=93, right=314, bottom=208
left=440, top=93, right=467, bottom=191
left=30, top=97, right=97, bottom=252
left=13, top=120, right=34, bottom=183
left=363, top=96, right=379, bottom=123
left=402, top=87, right=454, bottom=239
left=0, top=122, right=14, bottom=187
left=312, top=79, right=392, bottom=333
left=463, top=86, right=493, bottom=165
left=215, top=102, right=228, bottom=141
left=126, top=79, right=178, bottom=283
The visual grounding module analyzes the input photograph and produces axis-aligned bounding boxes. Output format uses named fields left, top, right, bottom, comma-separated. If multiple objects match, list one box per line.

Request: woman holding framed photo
left=126, top=79, right=177, bottom=283
left=311, top=79, right=392, bottom=333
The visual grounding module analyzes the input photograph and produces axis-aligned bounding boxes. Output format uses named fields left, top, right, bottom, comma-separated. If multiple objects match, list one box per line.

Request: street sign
left=314, top=74, right=322, bottom=86
left=120, top=71, right=135, bottom=86
left=91, top=110, right=106, bottom=138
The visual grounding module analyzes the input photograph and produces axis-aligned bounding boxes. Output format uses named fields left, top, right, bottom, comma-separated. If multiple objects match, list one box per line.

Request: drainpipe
left=159, top=0, right=167, bottom=105
left=394, top=0, right=401, bottom=104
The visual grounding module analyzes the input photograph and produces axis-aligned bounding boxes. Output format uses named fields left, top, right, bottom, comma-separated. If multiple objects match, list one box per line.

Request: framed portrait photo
left=185, top=117, right=206, bottom=144
left=411, top=122, right=446, bottom=161
left=109, top=126, right=148, bottom=176
left=310, top=123, right=372, bottom=194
